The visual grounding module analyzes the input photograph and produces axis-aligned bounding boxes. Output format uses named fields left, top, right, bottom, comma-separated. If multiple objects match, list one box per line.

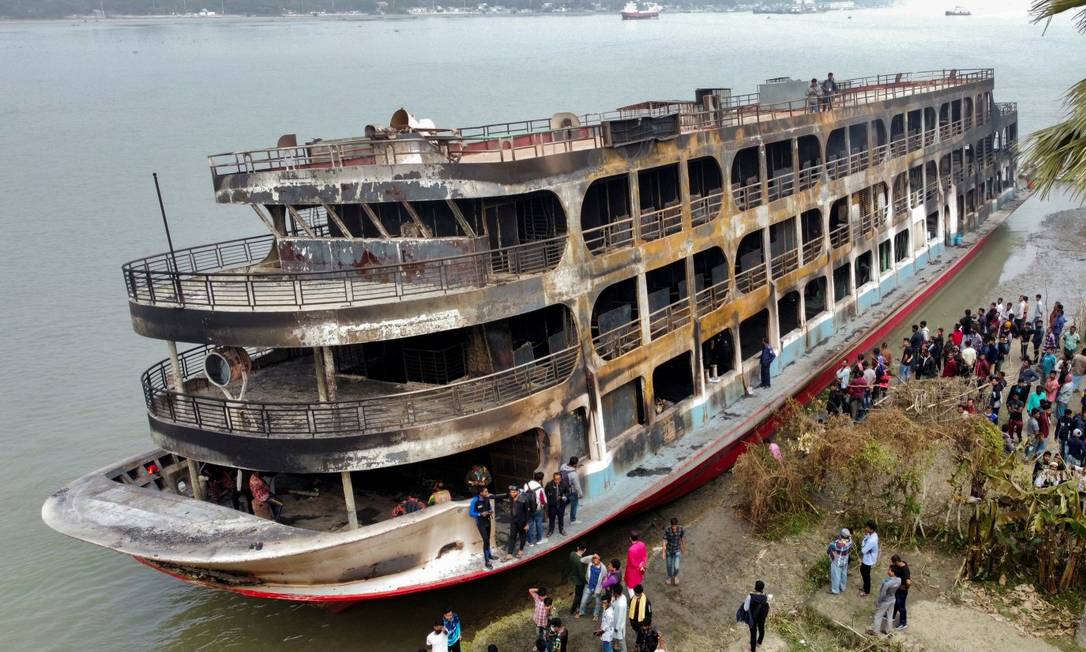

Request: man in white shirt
left=426, top=620, right=449, bottom=652
left=595, top=595, right=616, bottom=652
left=609, top=585, right=629, bottom=652
left=920, top=320, right=930, bottom=342
left=859, top=520, right=880, bottom=597
left=1034, top=294, right=1046, bottom=323
left=836, top=359, right=851, bottom=390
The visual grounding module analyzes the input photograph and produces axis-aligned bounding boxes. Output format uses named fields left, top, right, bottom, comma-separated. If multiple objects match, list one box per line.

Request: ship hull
left=621, top=11, right=660, bottom=19
left=112, top=191, right=1020, bottom=602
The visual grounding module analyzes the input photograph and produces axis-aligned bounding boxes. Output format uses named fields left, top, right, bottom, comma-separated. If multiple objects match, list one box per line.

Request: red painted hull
left=141, top=232, right=992, bottom=603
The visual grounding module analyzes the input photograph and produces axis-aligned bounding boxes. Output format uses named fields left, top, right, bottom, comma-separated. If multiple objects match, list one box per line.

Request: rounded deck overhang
left=124, top=234, right=568, bottom=347
left=143, top=346, right=581, bottom=473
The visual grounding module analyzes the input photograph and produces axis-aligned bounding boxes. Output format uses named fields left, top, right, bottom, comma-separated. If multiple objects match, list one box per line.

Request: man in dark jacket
left=567, top=542, right=588, bottom=615
left=741, top=580, right=770, bottom=652
left=505, top=486, right=530, bottom=558
left=758, top=338, right=776, bottom=388
left=545, top=472, right=571, bottom=536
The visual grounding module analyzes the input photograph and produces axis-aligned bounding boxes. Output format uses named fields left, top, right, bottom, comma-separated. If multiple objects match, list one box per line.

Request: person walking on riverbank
left=827, top=528, right=853, bottom=594
left=594, top=594, right=615, bottom=652
left=662, top=518, right=685, bottom=585
left=629, top=584, right=653, bottom=649
left=568, top=542, right=589, bottom=615
left=625, top=531, right=647, bottom=596
left=740, top=580, right=770, bottom=652
left=578, top=553, right=606, bottom=620
left=891, top=555, right=911, bottom=631
left=859, top=521, right=880, bottom=596
left=442, top=607, right=462, bottom=652
left=610, top=584, right=629, bottom=652
left=866, top=565, right=901, bottom=637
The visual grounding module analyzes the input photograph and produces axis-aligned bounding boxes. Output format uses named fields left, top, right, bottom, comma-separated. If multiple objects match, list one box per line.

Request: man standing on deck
left=525, top=471, right=548, bottom=546
left=469, top=488, right=494, bottom=570
left=506, top=486, right=530, bottom=558
left=758, top=338, right=776, bottom=388
left=560, top=457, right=583, bottom=523
left=821, top=73, right=838, bottom=111
left=545, top=471, right=570, bottom=537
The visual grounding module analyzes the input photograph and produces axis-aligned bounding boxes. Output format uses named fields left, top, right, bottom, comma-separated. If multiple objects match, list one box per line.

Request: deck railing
left=209, top=69, right=994, bottom=178
left=826, top=156, right=849, bottom=180
left=829, top=224, right=850, bottom=249
left=694, top=280, right=731, bottom=318
left=648, top=300, right=692, bottom=340
left=802, top=237, right=824, bottom=265
left=797, top=164, right=823, bottom=191
left=124, top=233, right=567, bottom=309
left=858, top=210, right=878, bottom=238
left=732, top=180, right=763, bottom=211
left=583, top=216, right=635, bottom=254
left=690, top=191, right=724, bottom=227
left=893, top=196, right=909, bottom=220
left=766, top=172, right=795, bottom=202
left=638, top=204, right=683, bottom=242
left=592, top=318, right=643, bottom=361
left=770, top=249, right=800, bottom=279
left=734, top=262, right=768, bottom=295
left=143, top=344, right=579, bottom=438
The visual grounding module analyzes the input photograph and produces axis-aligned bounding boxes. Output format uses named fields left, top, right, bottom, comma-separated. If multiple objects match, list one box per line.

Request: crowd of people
left=824, top=521, right=912, bottom=636
left=826, top=294, right=1086, bottom=486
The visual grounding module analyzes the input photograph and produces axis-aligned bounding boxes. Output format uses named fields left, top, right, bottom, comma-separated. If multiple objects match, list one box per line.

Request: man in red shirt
left=849, top=374, right=868, bottom=421
left=974, top=353, right=991, bottom=383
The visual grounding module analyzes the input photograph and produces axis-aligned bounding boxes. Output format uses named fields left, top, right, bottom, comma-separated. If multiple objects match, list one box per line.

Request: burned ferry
left=43, top=69, right=1020, bottom=601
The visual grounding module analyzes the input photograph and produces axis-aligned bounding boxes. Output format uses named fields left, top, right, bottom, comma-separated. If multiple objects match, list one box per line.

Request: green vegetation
left=1025, top=0, right=1086, bottom=199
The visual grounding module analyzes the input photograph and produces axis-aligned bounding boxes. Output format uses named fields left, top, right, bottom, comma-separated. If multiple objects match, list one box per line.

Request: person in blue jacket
left=758, top=338, right=776, bottom=388
left=469, top=487, right=494, bottom=570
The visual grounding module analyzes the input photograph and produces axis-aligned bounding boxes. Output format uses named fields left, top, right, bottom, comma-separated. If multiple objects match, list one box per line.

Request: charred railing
left=143, top=345, right=579, bottom=438
left=770, top=249, right=800, bottom=279
left=797, top=164, right=823, bottom=191
left=592, top=318, right=643, bottom=361
left=766, top=172, right=795, bottom=202
left=123, top=233, right=566, bottom=309
left=638, top=204, right=683, bottom=241
left=648, top=300, right=692, bottom=340
left=694, top=280, right=731, bottom=318
left=690, top=192, right=724, bottom=227
left=210, top=69, right=994, bottom=179
left=732, top=180, right=763, bottom=211
left=734, top=262, right=768, bottom=295
left=893, top=196, right=909, bottom=221
left=583, top=216, right=635, bottom=254
left=802, top=237, right=824, bottom=265
left=829, top=224, right=851, bottom=250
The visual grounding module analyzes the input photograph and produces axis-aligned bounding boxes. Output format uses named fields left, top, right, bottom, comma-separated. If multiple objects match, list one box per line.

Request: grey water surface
left=2, top=5, right=1085, bottom=649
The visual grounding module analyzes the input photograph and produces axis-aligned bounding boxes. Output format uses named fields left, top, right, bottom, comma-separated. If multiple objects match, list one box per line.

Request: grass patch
left=772, top=607, right=906, bottom=651
left=805, top=555, right=830, bottom=591
left=762, top=510, right=821, bottom=542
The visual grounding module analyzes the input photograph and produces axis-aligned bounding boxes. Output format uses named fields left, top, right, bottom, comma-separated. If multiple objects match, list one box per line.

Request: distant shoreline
left=0, top=7, right=883, bottom=23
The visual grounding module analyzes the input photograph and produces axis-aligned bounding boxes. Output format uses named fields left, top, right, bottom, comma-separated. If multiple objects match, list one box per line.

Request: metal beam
left=444, top=199, right=476, bottom=238
left=321, top=203, right=352, bottom=238
left=342, top=471, right=359, bottom=529
left=399, top=201, right=433, bottom=238
left=285, top=205, right=317, bottom=238
left=250, top=204, right=283, bottom=237
left=360, top=202, right=391, bottom=238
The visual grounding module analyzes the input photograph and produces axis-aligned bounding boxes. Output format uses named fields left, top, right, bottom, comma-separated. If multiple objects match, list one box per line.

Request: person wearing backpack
left=738, top=580, right=770, bottom=652
left=758, top=338, right=776, bottom=389
left=524, top=472, right=548, bottom=546
left=559, top=457, right=583, bottom=523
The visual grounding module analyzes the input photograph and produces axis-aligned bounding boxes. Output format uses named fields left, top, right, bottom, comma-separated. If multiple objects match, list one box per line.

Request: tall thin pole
left=152, top=172, right=178, bottom=271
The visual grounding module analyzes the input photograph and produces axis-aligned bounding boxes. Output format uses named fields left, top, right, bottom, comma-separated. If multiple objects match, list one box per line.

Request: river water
left=2, top=3, right=1085, bottom=649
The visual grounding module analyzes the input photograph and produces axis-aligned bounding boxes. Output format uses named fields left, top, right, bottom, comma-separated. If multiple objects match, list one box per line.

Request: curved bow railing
left=123, top=233, right=566, bottom=310
left=143, top=344, right=580, bottom=438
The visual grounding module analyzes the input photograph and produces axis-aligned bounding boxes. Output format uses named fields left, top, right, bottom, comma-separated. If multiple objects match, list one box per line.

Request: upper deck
left=210, top=69, right=994, bottom=204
